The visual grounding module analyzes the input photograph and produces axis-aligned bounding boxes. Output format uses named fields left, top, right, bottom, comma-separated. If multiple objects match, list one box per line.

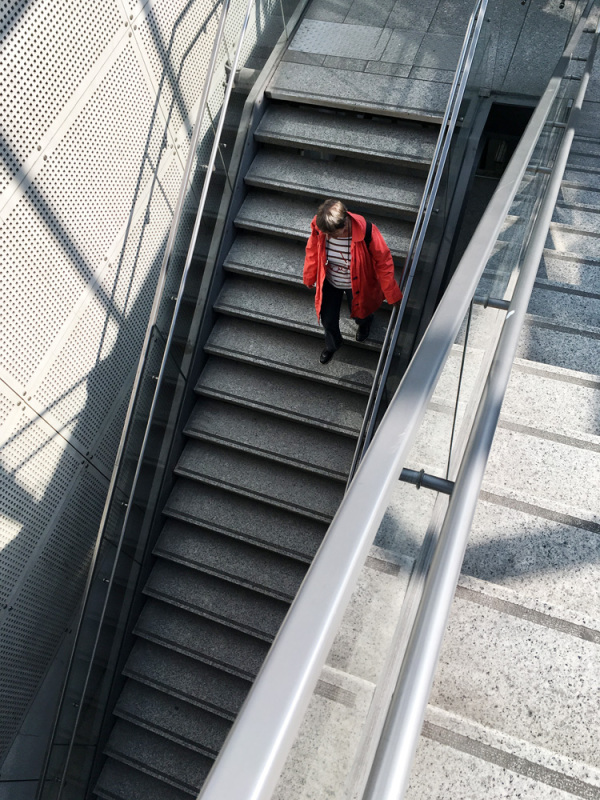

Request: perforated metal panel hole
left=31, top=45, right=165, bottom=271
left=137, top=0, right=222, bottom=144
left=0, top=213, right=89, bottom=386
left=0, top=0, right=122, bottom=189
left=0, top=411, right=80, bottom=605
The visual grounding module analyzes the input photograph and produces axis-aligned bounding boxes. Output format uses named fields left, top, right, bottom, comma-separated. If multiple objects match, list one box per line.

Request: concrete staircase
left=94, top=91, right=441, bottom=797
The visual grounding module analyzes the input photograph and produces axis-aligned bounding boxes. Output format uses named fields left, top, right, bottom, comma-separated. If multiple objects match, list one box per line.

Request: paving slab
left=412, top=33, right=465, bottom=71
left=344, top=0, right=395, bottom=28
left=385, top=0, right=440, bottom=31
left=289, top=19, right=391, bottom=60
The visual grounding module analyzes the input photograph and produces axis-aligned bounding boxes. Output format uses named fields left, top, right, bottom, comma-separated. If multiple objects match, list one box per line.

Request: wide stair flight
left=94, top=78, right=442, bottom=800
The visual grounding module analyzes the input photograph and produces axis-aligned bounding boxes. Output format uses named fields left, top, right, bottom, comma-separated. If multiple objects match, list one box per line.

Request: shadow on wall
left=0, top=0, right=224, bottom=771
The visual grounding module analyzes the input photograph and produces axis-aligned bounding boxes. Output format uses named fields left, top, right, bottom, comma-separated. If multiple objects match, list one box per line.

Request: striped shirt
left=325, top=236, right=352, bottom=289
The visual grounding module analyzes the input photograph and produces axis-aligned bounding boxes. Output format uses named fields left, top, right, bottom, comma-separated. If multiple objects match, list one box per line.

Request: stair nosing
left=112, top=707, right=220, bottom=760
left=101, top=750, right=200, bottom=797
left=152, top=546, right=299, bottom=603
left=203, top=342, right=373, bottom=396
left=181, top=427, right=348, bottom=482
left=133, top=624, right=264, bottom=681
left=194, top=382, right=361, bottom=437
left=161, top=504, right=316, bottom=564
left=142, top=585, right=280, bottom=643
left=121, top=663, right=241, bottom=723
left=172, top=465, right=335, bottom=524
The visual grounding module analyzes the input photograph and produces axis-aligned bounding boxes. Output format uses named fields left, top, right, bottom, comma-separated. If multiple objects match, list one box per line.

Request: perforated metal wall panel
left=0, top=0, right=284, bottom=764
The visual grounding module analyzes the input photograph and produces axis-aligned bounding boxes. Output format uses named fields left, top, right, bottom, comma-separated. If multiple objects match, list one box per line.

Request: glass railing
left=37, top=0, right=310, bottom=796
left=348, top=0, right=492, bottom=482
left=195, top=4, right=598, bottom=799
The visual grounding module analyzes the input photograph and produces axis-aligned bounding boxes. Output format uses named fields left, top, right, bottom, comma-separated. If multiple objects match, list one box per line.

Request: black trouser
left=320, top=278, right=373, bottom=353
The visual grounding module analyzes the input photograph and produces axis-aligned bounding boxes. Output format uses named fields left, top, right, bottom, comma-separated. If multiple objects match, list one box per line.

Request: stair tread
left=256, top=103, right=438, bottom=166
left=96, top=759, right=191, bottom=800
left=135, top=599, right=269, bottom=680
left=105, top=720, right=211, bottom=795
left=195, top=357, right=367, bottom=436
left=164, top=478, right=327, bottom=561
left=205, top=316, right=379, bottom=394
left=124, top=638, right=250, bottom=720
left=267, top=61, right=448, bottom=121
left=235, top=189, right=413, bottom=258
left=176, top=439, right=343, bottom=522
left=246, top=149, right=425, bottom=218
left=224, top=231, right=307, bottom=284
left=184, top=397, right=355, bottom=479
left=144, top=559, right=288, bottom=640
left=114, top=680, right=230, bottom=757
left=214, top=274, right=389, bottom=348
left=155, top=518, right=307, bottom=601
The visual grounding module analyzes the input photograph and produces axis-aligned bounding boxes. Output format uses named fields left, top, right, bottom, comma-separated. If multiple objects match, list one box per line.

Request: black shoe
left=356, top=325, right=371, bottom=342
left=320, top=349, right=334, bottom=364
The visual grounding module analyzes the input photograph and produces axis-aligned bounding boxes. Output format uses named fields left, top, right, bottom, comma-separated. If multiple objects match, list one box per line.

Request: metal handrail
left=196, top=3, right=596, bottom=798
left=363, top=20, right=599, bottom=798
left=346, top=0, right=488, bottom=487
left=37, top=0, right=253, bottom=793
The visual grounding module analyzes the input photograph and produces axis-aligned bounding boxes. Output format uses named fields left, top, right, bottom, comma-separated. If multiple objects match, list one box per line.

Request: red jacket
left=303, top=212, right=402, bottom=321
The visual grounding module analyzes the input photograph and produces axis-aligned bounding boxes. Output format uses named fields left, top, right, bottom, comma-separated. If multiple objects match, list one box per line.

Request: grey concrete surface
left=184, top=397, right=355, bottom=479
left=155, top=520, right=306, bottom=602
left=164, top=479, right=327, bottom=562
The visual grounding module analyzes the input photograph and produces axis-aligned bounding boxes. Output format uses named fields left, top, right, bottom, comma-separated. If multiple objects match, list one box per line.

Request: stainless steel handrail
left=196, top=3, right=596, bottom=798
left=363, top=21, right=599, bottom=798
left=37, top=0, right=251, bottom=793
left=346, top=0, right=488, bottom=486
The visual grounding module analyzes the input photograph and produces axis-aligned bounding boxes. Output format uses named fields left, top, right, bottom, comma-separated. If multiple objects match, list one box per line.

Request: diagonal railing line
left=363, top=16, right=600, bottom=798
left=347, top=0, right=488, bottom=487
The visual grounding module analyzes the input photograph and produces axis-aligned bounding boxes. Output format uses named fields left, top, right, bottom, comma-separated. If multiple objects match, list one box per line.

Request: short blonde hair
left=316, top=199, right=347, bottom=233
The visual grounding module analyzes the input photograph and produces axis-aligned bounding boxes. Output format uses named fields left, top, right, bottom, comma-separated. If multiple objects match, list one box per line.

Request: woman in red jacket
left=303, top=199, right=402, bottom=364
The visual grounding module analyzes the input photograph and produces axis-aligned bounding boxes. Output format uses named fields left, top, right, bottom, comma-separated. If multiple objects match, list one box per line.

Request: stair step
left=104, top=720, right=212, bottom=795
left=95, top=759, right=191, bottom=800
left=557, top=184, right=600, bottom=210
left=163, top=478, right=327, bottom=562
left=256, top=103, right=438, bottom=167
left=528, top=283, right=600, bottom=329
left=123, top=639, right=250, bottom=720
left=196, top=357, right=367, bottom=436
left=184, top=397, right=355, bottom=479
left=114, top=680, right=230, bottom=758
left=144, top=559, right=288, bottom=640
left=546, top=222, right=600, bottom=261
left=205, top=316, right=379, bottom=394
left=538, top=250, right=600, bottom=294
left=235, top=189, right=413, bottom=258
left=155, top=519, right=307, bottom=602
left=224, top=232, right=306, bottom=285
left=246, top=148, right=425, bottom=220
left=562, top=165, right=600, bottom=191
left=214, top=274, right=389, bottom=349
left=551, top=205, right=600, bottom=233
left=134, top=599, right=269, bottom=680
left=517, top=314, right=600, bottom=376
left=267, top=61, right=449, bottom=121
left=175, top=439, right=343, bottom=522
